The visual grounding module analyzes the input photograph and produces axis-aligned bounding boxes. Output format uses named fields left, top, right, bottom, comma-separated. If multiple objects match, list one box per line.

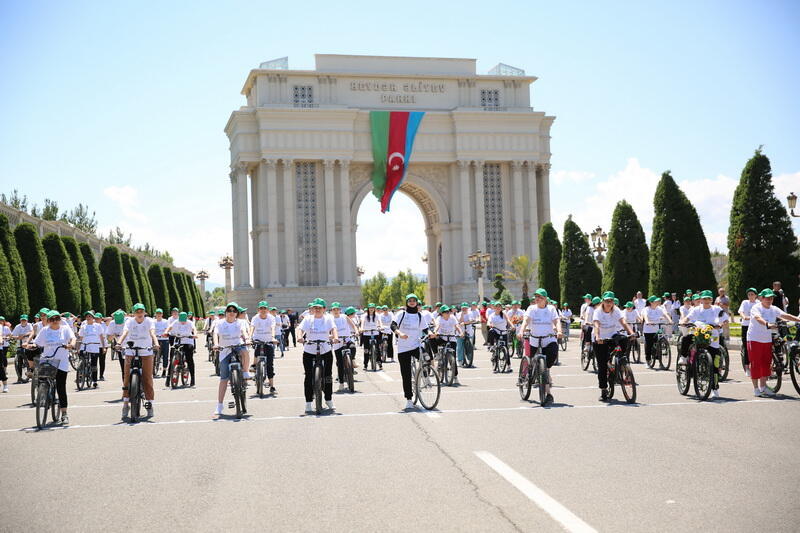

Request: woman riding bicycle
left=360, top=303, right=380, bottom=368
left=29, top=310, right=76, bottom=424
left=165, top=312, right=198, bottom=387
left=592, top=291, right=635, bottom=402
left=519, top=288, right=562, bottom=405
left=431, top=305, right=463, bottom=385
left=677, top=290, right=729, bottom=399
left=486, top=301, right=510, bottom=348
left=391, top=294, right=426, bottom=409
left=746, top=288, right=800, bottom=397
left=118, top=303, right=159, bottom=420
left=737, top=288, right=758, bottom=377
left=642, top=296, right=672, bottom=365
left=298, top=298, right=338, bottom=413
left=250, top=301, right=277, bottom=393
left=213, top=302, right=251, bottom=416
left=330, top=303, right=358, bottom=392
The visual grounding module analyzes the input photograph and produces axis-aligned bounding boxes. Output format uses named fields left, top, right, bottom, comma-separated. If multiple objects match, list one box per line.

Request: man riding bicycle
left=250, top=301, right=278, bottom=394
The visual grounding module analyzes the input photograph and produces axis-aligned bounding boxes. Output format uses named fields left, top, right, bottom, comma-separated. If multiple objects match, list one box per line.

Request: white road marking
left=475, top=451, right=597, bottom=533
left=377, top=372, right=394, bottom=382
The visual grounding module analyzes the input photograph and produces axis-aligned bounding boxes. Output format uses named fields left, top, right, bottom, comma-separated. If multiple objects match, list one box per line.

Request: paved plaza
left=1, top=334, right=798, bottom=532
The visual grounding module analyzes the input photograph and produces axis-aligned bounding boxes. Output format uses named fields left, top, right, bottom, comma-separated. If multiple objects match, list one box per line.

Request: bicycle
left=518, top=334, right=552, bottom=406
left=336, top=335, right=356, bottom=393
left=74, top=343, right=95, bottom=391
left=605, top=334, right=637, bottom=403
left=434, top=334, right=458, bottom=386
left=581, top=331, right=596, bottom=372
left=34, top=351, right=64, bottom=429
left=510, top=324, right=524, bottom=358
left=221, top=342, right=249, bottom=418
left=676, top=328, right=716, bottom=401
left=489, top=329, right=511, bottom=373
left=628, top=332, right=642, bottom=364
left=461, top=329, right=474, bottom=368
left=124, top=342, right=153, bottom=423
left=306, top=339, right=331, bottom=415
left=379, top=332, right=391, bottom=363
left=558, top=320, right=570, bottom=352
left=647, top=323, right=672, bottom=370
left=718, top=335, right=730, bottom=382
left=14, top=342, right=28, bottom=383
left=413, top=335, right=441, bottom=410
left=763, top=321, right=797, bottom=394
left=205, top=334, right=215, bottom=361
left=167, top=337, right=192, bottom=388
left=363, top=330, right=381, bottom=371
left=252, top=339, right=276, bottom=398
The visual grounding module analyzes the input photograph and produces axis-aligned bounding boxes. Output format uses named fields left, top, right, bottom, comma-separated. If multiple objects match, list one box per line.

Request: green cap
left=216, top=310, right=224, bottom=315
left=38, top=308, right=50, bottom=315
left=269, top=306, right=277, bottom=311
left=511, top=300, right=520, bottom=305
left=113, top=309, right=126, bottom=324
left=563, top=302, right=569, bottom=307
left=461, top=302, right=469, bottom=308
left=471, top=302, right=477, bottom=306
left=613, top=298, right=619, bottom=305
left=94, top=312, right=103, bottom=319
left=647, top=295, right=657, bottom=303
left=188, top=312, right=193, bottom=317
left=583, top=294, right=592, bottom=299
left=132, top=303, right=146, bottom=312
left=179, top=312, right=188, bottom=321
left=439, top=305, right=450, bottom=313
left=330, top=302, right=341, bottom=309
left=20, top=314, right=28, bottom=320
left=691, top=294, right=700, bottom=301
left=0, top=316, right=4, bottom=321
left=406, top=293, right=419, bottom=301
left=662, top=292, right=670, bottom=298
left=84, top=310, right=94, bottom=317
left=422, top=305, right=430, bottom=310
left=155, top=308, right=163, bottom=314
left=683, top=296, right=690, bottom=302
left=759, top=288, right=776, bottom=298
left=46, top=310, right=60, bottom=319
left=225, top=302, right=239, bottom=311
left=534, top=288, right=548, bottom=298
left=685, top=290, right=693, bottom=295
left=746, top=287, right=757, bottom=295
left=258, top=301, right=269, bottom=309
left=699, top=290, right=713, bottom=299
left=591, top=297, right=602, bottom=305
left=344, top=306, right=356, bottom=315
left=435, top=302, right=442, bottom=307
left=624, top=301, right=634, bottom=308
left=311, top=298, right=326, bottom=308
left=368, top=303, right=376, bottom=308
left=602, top=291, right=615, bottom=300
left=61, top=312, right=72, bottom=318
left=280, top=309, right=286, bottom=314
left=171, top=307, right=179, bottom=312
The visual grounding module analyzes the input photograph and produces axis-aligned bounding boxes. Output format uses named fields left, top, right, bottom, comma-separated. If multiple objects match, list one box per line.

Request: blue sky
left=1, top=0, right=798, bottom=283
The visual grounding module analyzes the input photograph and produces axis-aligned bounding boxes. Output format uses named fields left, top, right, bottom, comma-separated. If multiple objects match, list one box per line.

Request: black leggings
left=432, top=339, right=458, bottom=376
left=185, top=345, right=195, bottom=383
left=303, top=351, right=333, bottom=402
left=741, top=326, right=749, bottom=365
left=56, top=369, right=68, bottom=408
left=593, top=338, right=629, bottom=389
left=382, top=333, right=394, bottom=359
left=90, top=352, right=101, bottom=381
left=398, top=348, right=421, bottom=400
left=0, top=347, right=7, bottom=382
left=643, top=333, right=657, bottom=359
left=362, top=335, right=380, bottom=366
left=98, top=348, right=106, bottom=378
left=255, top=342, right=275, bottom=379
left=334, top=342, right=356, bottom=383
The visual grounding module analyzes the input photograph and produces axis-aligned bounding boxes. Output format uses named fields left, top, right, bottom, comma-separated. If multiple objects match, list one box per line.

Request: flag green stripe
left=370, top=111, right=390, bottom=199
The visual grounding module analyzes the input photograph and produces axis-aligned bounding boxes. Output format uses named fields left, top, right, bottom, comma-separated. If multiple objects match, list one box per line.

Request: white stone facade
left=225, top=54, right=554, bottom=310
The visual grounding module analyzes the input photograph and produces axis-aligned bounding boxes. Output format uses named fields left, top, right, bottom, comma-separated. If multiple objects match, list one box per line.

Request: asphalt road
left=1, top=334, right=798, bottom=533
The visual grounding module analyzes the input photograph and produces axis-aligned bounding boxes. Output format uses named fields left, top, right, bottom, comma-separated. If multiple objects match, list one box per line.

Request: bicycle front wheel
left=180, top=364, right=190, bottom=387
left=445, top=354, right=456, bottom=385
left=231, top=369, right=244, bottom=419
left=768, top=353, right=783, bottom=393
left=620, top=364, right=636, bottom=403
left=35, top=382, right=49, bottom=429
left=499, top=346, right=510, bottom=373
left=518, top=357, right=532, bottom=400
left=415, top=365, right=441, bottom=410
left=789, top=348, right=800, bottom=395
left=256, top=361, right=265, bottom=397
left=129, top=373, right=141, bottom=422
left=581, top=345, right=591, bottom=371
left=676, top=357, right=690, bottom=395
left=537, top=357, right=547, bottom=406
left=463, top=338, right=474, bottom=367
left=50, top=387, right=58, bottom=422
left=718, top=347, right=729, bottom=381
left=345, top=355, right=355, bottom=393
left=659, top=339, right=672, bottom=370
left=693, top=350, right=713, bottom=401
left=314, top=364, right=323, bottom=414
left=370, top=348, right=377, bottom=372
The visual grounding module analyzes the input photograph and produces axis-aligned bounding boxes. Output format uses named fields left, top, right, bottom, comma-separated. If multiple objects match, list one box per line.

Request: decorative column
left=232, top=163, right=251, bottom=288
left=283, top=159, right=298, bottom=286
left=258, top=160, right=275, bottom=288
left=528, top=161, right=539, bottom=261
left=323, top=159, right=337, bottom=285
left=265, top=158, right=280, bottom=287
left=250, top=168, right=260, bottom=288
left=512, top=161, right=524, bottom=256
left=540, top=162, right=552, bottom=224
left=458, top=160, right=472, bottom=281
left=474, top=161, right=486, bottom=253
left=339, top=160, right=354, bottom=284
left=229, top=171, right=240, bottom=287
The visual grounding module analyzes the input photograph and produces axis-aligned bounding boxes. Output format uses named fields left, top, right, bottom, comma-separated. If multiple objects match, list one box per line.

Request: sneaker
left=405, top=400, right=415, bottom=410
left=761, top=387, right=777, bottom=397
left=600, top=390, right=609, bottom=402
left=338, top=383, right=344, bottom=392
left=214, top=403, right=223, bottom=415
left=305, top=402, right=313, bottom=413
left=269, top=386, right=276, bottom=394
left=61, top=414, right=69, bottom=425
left=744, top=368, right=751, bottom=377
left=452, top=376, right=460, bottom=386
left=711, top=389, right=720, bottom=399
left=754, top=388, right=762, bottom=397
left=99, top=376, right=106, bottom=381
left=147, top=406, right=154, bottom=418
left=121, top=404, right=130, bottom=420
left=545, top=393, right=554, bottom=405
left=243, top=372, right=252, bottom=379
left=326, top=400, right=335, bottom=410
left=2, top=385, right=8, bottom=393
left=93, top=382, right=98, bottom=389
left=161, top=371, right=167, bottom=378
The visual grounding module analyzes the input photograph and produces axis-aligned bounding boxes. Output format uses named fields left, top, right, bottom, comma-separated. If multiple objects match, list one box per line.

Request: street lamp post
left=356, top=266, right=365, bottom=286
left=195, top=270, right=209, bottom=302
left=586, top=226, right=608, bottom=271
left=468, top=250, right=491, bottom=303
left=218, top=255, right=234, bottom=301
left=787, top=192, right=798, bottom=218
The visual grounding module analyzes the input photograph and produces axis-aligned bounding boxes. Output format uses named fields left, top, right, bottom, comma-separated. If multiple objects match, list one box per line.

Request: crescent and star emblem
left=388, top=152, right=405, bottom=171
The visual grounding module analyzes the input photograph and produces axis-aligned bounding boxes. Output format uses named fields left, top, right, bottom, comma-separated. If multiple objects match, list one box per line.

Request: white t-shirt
left=33, top=326, right=75, bottom=372
left=361, top=313, right=381, bottom=334
left=747, top=304, right=781, bottom=344
left=216, top=319, right=247, bottom=359
left=300, top=314, right=336, bottom=354
left=524, top=305, right=559, bottom=345
left=560, top=309, right=573, bottom=320
left=332, top=315, right=353, bottom=338
left=642, top=307, right=671, bottom=334
left=378, top=313, right=393, bottom=333
left=394, top=310, right=424, bottom=352
left=78, top=322, right=105, bottom=353
left=170, top=321, right=196, bottom=345
left=1, top=325, right=10, bottom=347
left=251, top=314, right=276, bottom=342
left=623, top=309, right=640, bottom=325
left=488, top=310, right=508, bottom=331
left=421, top=309, right=434, bottom=329
left=685, top=305, right=727, bottom=348
left=12, top=323, right=33, bottom=340
left=435, top=315, right=459, bottom=338
left=154, top=318, right=169, bottom=337
left=105, top=322, right=125, bottom=338
left=593, top=307, right=624, bottom=340
left=633, top=298, right=646, bottom=312
left=738, top=300, right=757, bottom=326
left=122, top=317, right=155, bottom=356
left=584, top=306, right=596, bottom=325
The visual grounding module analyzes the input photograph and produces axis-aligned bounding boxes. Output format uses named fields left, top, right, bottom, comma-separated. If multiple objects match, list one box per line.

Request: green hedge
left=99, top=246, right=132, bottom=313
left=147, top=264, right=168, bottom=311
left=538, top=222, right=562, bottom=303
left=41, top=233, right=82, bottom=314
left=0, top=213, right=28, bottom=321
left=0, top=242, right=14, bottom=318
left=61, top=236, right=92, bottom=311
left=79, top=242, right=105, bottom=315
left=163, top=266, right=181, bottom=311
left=602, top=200, right=649, bottom=301
left=14, top=223, right=56, bottom=313
left=120, top=253, right=141, bottom=305
left=559, top=217, right=601, bottom=311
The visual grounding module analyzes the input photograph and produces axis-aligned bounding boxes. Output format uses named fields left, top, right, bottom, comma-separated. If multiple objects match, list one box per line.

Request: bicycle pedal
left=228, top=402, right=235, bottom=408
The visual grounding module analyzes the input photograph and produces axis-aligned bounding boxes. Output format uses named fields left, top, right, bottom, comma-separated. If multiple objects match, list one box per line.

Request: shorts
left=218, top=346, right=245, bottom=381
left=26, top=348, right=41, bottom=362
left=530, top=341, right=558, bottom=368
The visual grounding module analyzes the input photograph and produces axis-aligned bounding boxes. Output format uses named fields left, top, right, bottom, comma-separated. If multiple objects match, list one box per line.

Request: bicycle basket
left=37, top=359, right=61, bottom=378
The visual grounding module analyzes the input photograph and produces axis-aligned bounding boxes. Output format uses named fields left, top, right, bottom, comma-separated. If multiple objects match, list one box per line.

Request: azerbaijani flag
left=369, top=110, right=425, bottom=213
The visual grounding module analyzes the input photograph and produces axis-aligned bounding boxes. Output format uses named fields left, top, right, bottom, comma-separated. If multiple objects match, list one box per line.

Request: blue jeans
left=158, top=339, right=170, bottom=369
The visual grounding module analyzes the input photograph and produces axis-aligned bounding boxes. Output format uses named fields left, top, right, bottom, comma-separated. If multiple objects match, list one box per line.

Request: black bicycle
left=676, top=331, right=715, bottom=401
left=363, top=330, right=381, bottom=371
left=646, top=323, right=672, bottom=370
left=558, top=320, right=570, bottom=352
left=14, top=341, right=28, bottom=383
left=413, top=335, right=441, bottom=410
left=167, top=337, right=192, bottom=388
left=125, top=342, right=152, bottom=423
left=337, top=335, right=356, bottom=393
left=518, top=334, right=551, bottom=406
left=434, top=334, right=458, bottom=386
left=252, top=340, right=276, bottom=398
left=628, top=332, right=642, bottom=364
left=605, top=334, right=637, bottom=403
left=490, top=328, right=511, bottom=373
left=34, top=351, right=64, bottom=429
left=306, top=339, right=331, bottom=415
left=581, top=328, right=597, bottom=372
left=74, top=343, right=95, bottom=391
left=461, top=329, right=475, bottom=368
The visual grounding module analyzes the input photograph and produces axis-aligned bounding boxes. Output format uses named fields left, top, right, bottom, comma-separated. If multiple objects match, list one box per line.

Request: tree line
left=0, top=214, right=204, bottom=321
left=536, top=149, right=798, bottom=313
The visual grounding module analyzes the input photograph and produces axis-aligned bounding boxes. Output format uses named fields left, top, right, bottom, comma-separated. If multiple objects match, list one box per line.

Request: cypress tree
left=182, top=273, right=196, bottom=315
left=137, top=263, right=155, bottom=313
left=99, top=246, right=131, bottom=312
left=602, top=201, right=649, bottom=301
left=537, top=222, right=562, bottom=301
left=727, top=149, right=800, bottom=311
left=129, top=256, right=149, bottom=309
left=0, top=213, right=28, bottom=320
left=79, top=243, right=105, bottom=315
left=14, top=223, right=56, bottom=313
left=193, top=278, right=205, bottom=316
left=186, top=274, right=201, bottom=315
left=0, top=244, right=15, bottom=318
left=120, top=253, right=141, bottom=305
left=41, top=233, right=81, bottom=314
left=147, top=264, right=169, bottom=311
left=61, top=236, right=92, bottom=311
left=163, top=266, right=181, bottom=310
left=559, top=216, right=602, bottom=311
left=173, top=271, right=189, bottom=312
left=649, top=171, right=716, bottom=295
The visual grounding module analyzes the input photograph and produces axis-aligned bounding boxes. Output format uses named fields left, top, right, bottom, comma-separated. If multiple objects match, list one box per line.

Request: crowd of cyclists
left=1, top=280, right=798, bottom=427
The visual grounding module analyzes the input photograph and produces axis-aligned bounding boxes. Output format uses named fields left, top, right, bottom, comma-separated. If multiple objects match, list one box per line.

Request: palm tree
left=504, top=255, right=537, bottom=300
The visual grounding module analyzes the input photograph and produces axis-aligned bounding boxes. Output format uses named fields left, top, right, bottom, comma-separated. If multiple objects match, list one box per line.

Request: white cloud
left=103, top=185, right=146, bottom=222
left=553, top=169, right=596, bottom=185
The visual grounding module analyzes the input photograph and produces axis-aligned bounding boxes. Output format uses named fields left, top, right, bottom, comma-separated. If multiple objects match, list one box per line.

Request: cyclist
left=519, top=288, right=562, bottom=405
left=390, top=294, right=426, bottom=409
left=153, top=308, right=170, bottom=378
left=486, top=301, right=510, bottom=348
left=250, top=301, right=277, bottom=394
left=592, top=291, right=635, bottom=402
left=29, top=310, right=76, bottom=424
left=0, top=316, right=9, bottom=391
left=378, top=305, right=395, bottom=362
left=431, top=304, right=463, bottom=385
left=582, top=296, right=600, bottom=351
left=360, top=303, right=380, bottom=368
left=737, top=288, right=758, bottom=377
left=105, top=309, right=127, bottom=378
left=165, top=311, right=198, bottom=387
left=78, top=310, right=106, bottom=388
left=298, top=298, right=338, bottom=413
left=331, top=303, right=358, bottom=392
left=212, top=302, right=251, bottom=416
left=747, top=288, right=800, bottom=396
left=118, top=303, right=159, bottom=419
left=508, top=300, right=525, bottom=346
left=279, top=309, right=291, bottom=349
left=642, top=296, right=672, bottom=365
left=677, top=289, right=729, bottom=399
left=622, top=302, right=640, bottom=332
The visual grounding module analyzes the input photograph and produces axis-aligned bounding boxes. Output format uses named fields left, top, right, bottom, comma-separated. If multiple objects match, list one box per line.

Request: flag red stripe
left=381, top=112, right=409, bottom=212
